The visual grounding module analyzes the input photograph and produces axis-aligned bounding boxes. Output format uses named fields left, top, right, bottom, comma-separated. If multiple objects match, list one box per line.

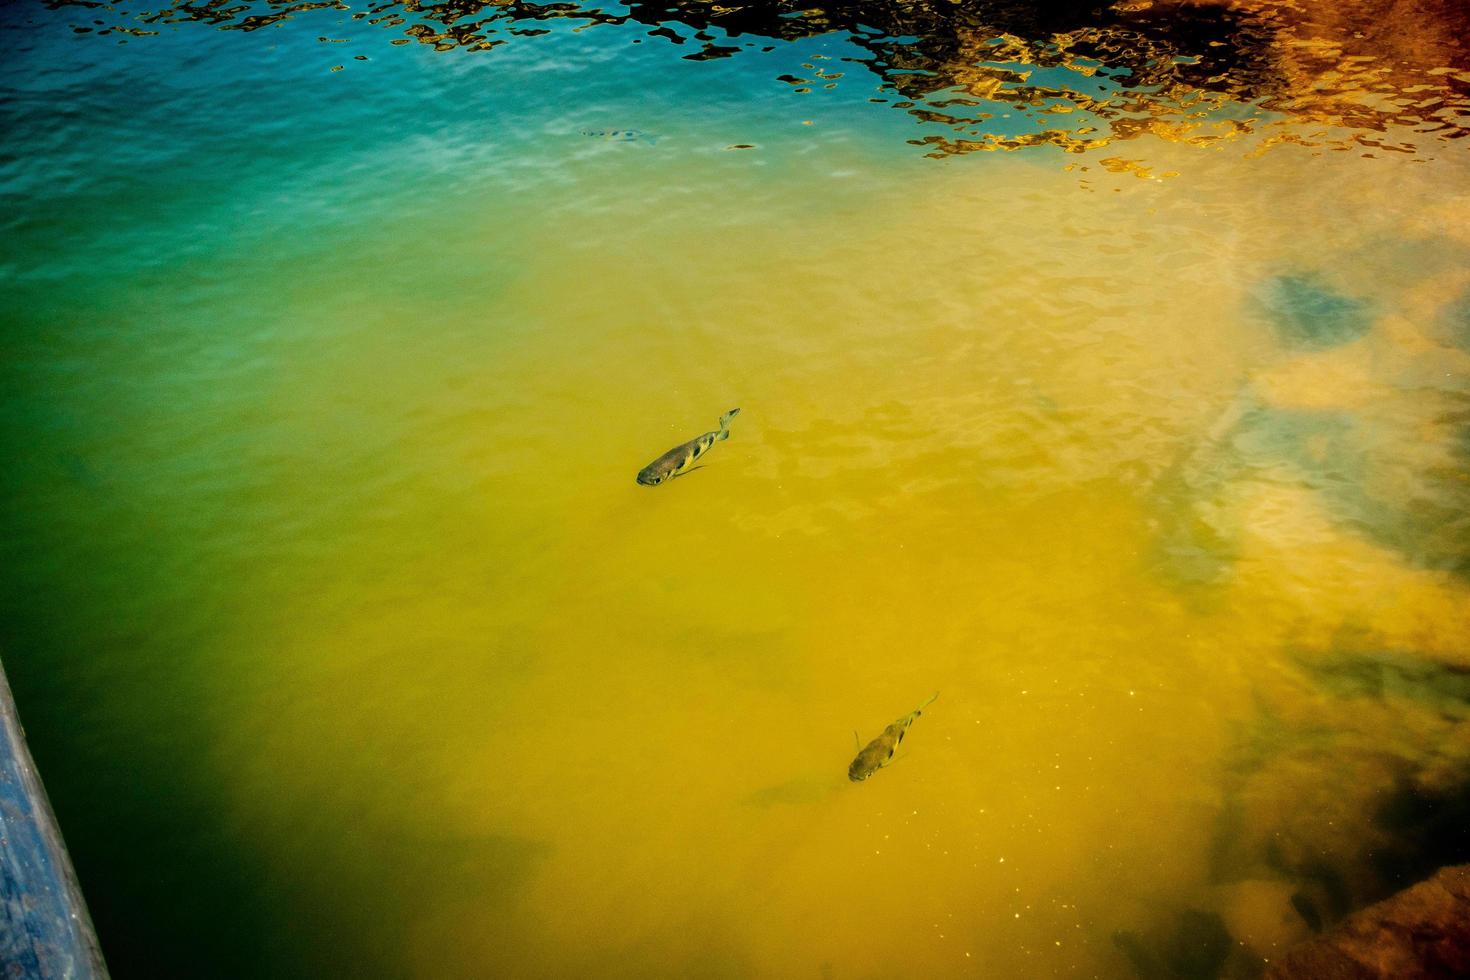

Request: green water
left=3, top=1, right=1470, bottom=977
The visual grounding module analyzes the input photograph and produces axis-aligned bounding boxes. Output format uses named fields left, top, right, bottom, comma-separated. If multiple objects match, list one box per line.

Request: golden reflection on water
left=166, top=137, right=1470, bottom=978
left=59, top=0, right=1470, bottom=161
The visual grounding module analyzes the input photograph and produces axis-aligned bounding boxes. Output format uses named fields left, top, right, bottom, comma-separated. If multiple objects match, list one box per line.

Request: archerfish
left=848, top=693, right=938, bottom=782
left=636, top=409, right=740, bottom=486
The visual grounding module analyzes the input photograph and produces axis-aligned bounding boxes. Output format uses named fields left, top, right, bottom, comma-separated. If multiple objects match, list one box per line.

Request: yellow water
left=182, top=145, right=1470, bottom=977
left=5, top=1, right=1470, bottom=974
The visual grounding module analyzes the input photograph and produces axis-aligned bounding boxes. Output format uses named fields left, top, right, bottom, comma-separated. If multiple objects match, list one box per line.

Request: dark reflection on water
left=43, top=0, right=1470, bottom=159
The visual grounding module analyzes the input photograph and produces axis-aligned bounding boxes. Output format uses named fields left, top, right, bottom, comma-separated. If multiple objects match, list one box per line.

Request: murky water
left=2, top=0, right=1469, bottom=977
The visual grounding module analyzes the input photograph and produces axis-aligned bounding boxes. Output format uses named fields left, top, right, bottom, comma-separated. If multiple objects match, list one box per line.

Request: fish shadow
left=740, top=774, right=844, bottom=809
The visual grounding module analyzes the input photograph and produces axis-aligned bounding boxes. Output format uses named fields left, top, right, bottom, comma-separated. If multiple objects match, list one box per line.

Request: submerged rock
left=1265, top=864, right=1470, bottom=979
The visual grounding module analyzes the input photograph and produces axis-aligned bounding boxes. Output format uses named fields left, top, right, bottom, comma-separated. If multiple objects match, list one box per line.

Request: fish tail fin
left=718, top=407, right=741, bottom=440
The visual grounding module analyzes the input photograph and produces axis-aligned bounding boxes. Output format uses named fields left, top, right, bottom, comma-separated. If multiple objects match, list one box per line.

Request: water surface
left=2, top=0, right=1470, bottom=977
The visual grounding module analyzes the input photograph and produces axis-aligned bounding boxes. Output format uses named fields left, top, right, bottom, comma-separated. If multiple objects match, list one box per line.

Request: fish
left=580, top=128, right=658, bottom=144
left=848, top=693, right=938, bottom=782
left=636, top=408, right=740, bottom=486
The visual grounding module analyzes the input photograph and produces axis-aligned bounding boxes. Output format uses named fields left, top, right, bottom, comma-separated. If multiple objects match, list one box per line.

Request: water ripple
left=37, top=0, right=1470, bottom=160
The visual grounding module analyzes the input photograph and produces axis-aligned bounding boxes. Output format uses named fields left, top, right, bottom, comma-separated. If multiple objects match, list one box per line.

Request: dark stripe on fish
left=848, top=693, right=938, bottom=782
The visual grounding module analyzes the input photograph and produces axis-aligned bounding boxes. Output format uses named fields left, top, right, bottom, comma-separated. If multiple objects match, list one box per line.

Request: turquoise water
left=4, top=1, right=1470, bottom=977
